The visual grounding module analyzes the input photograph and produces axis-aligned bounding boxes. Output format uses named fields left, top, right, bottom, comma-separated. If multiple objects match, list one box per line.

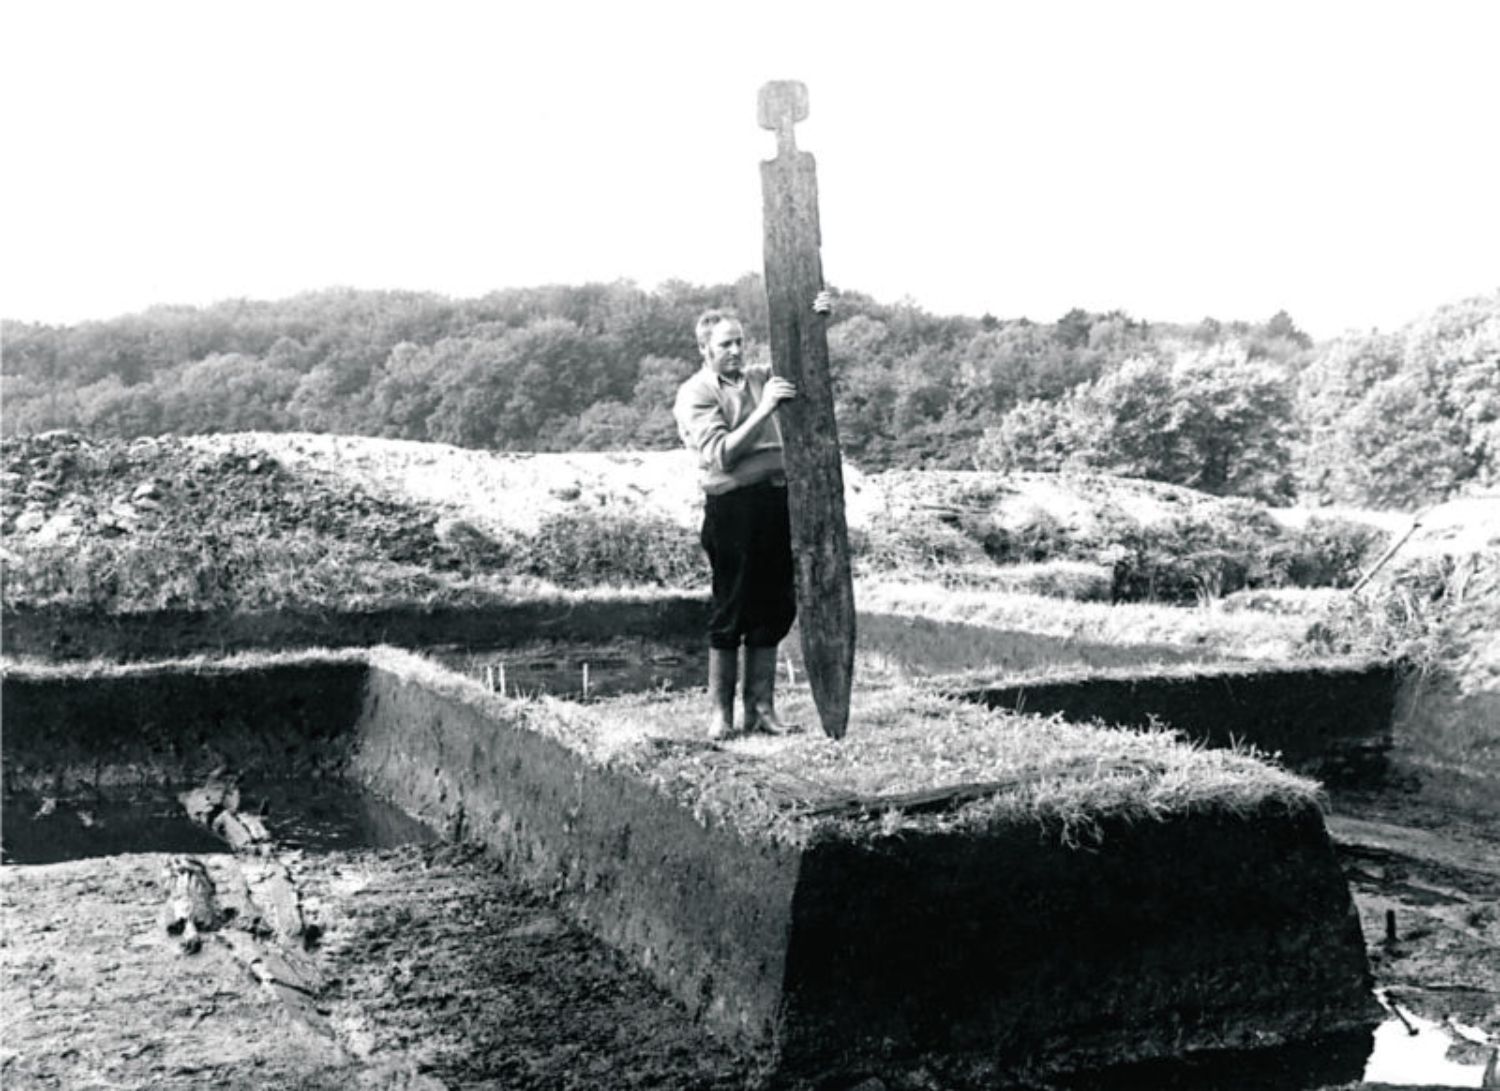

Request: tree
left=1192, top=317, right=1223, bottom=344
left=628, top=355, right=694, bottom=449
left=1085, top=357, right=1182, bottom=482
left=827, top=315, right=892, bottom=380
left=1167, top=348, right=1295, bottom=501
left=425, top=336, right=521, bottom=448
left=975, top=344, right=1296, bottom=502
left=555, top=401, right=642, bottom=450
left=158, top=353, right=298, bottom=434
left=1264, top=309, right=1312, bottom=349
left=974, top=396, right=1087, bottom=473
left=369, top=341, right=450, bottom=439
left=1295, top=290, right=1499, bottom=507
left=1054, top=308, right=1093, bottom=350
left=1338, top=377, right=1476, bottom=508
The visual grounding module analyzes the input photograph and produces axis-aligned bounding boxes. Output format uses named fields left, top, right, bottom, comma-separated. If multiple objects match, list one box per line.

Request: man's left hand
left=812, top=289, right=834, bottom=316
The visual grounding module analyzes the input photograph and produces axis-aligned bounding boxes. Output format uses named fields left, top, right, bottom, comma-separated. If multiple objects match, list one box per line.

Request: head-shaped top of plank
left=758, top=80, right=808, bottom=156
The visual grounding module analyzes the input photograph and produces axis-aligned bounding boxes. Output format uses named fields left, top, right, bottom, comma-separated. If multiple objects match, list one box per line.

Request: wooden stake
left=758, top=80, right=856, bottom=740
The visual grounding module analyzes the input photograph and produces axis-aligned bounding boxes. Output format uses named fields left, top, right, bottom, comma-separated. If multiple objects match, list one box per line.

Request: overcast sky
left=4, top=0, right=1497, bottom=338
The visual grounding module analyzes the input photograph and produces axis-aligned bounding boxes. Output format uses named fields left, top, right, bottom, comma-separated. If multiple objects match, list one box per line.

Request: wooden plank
left=758, top=80, right=856, bottom=740
left=800, top=758, right=1168, bottom=818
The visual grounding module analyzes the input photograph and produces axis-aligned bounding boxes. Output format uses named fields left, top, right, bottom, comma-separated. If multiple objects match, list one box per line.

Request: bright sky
left=4, top=1, right=1497, bottom=339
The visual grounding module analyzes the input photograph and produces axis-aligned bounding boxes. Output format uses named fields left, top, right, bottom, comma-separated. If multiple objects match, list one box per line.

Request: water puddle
left=431, top=640, right=699, bottom=700
left=1, top=781, right=438, bottom=865
left=245, top=781, right=440, bottom=853
left=1, top=796, right=229, bottom=864
left=1363, top=1000, right=1497, bottom=1088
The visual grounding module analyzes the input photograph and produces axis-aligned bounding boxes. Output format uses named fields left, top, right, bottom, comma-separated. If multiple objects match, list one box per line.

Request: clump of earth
left=4, top=429, right=1343, bottom=562
left=1, top=431, right=445, bottom=566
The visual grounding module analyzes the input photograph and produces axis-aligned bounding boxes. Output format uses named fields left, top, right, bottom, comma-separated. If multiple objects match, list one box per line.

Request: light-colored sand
left=181, top=432, right=890, bottom=537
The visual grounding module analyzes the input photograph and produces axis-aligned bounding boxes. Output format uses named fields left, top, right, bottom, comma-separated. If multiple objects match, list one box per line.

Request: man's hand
left=716, top=374, right=797, bottom=468
left=759, top=376, right=797, bottom=412
left=813, top=289, right=834, bottom=316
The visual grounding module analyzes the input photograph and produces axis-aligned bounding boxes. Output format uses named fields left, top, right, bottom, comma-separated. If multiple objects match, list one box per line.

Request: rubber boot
left=742, top=645, right=790, bottom=735
left=706, top=647, right=738, bottom=740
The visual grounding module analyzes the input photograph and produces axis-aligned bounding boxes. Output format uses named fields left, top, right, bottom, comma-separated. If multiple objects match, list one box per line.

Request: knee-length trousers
left=700, top=480, right=796, bottom=650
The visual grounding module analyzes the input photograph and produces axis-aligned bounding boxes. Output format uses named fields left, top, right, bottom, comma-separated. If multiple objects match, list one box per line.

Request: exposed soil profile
left=2, top=652, right=1395, bottom=1088
left=1, top=657, right=369, bottom=796
left=964, top=661, right=1399, bottom=784
left=0, top=599, right=711, bottom=661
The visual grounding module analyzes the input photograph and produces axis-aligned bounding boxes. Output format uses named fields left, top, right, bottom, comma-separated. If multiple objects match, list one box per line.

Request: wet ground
left=1, top=839, right=751, bottom=1090
left=1326, top=787, right=1500, bottom=1060
left=2, top=779, right=1497, bottom=1089
left=428, top=639, right=700, bottom=701
left=1, top=783, right=440, bottom=866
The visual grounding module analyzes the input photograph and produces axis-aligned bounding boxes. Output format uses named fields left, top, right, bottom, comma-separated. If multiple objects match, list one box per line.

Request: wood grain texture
left=759, top=81, right=855, bottom=740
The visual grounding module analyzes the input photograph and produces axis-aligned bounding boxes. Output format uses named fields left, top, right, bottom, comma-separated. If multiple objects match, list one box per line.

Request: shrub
left=1107, top=545, right=1250, bottom=605
left=1263, top=516, right=1389, bottom=589
left=852, top=512, right=987, bottom=574
left=1094, top=505, right=1385, bottom=604
left=963, top=509, right=1078, bottom=565
left=1301, top=553, right=1484, bottom=674
left=515, top=509, right=706, bottom=587
left=0, top=529, right=414, bottom=612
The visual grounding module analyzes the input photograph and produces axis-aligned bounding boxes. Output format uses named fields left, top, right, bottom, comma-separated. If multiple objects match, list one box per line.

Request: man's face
left=702, top=319, right=745, bottom=380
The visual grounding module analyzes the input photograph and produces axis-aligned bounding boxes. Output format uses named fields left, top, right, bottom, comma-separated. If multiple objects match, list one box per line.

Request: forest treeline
left=2, top=278, right=1496, bottom=511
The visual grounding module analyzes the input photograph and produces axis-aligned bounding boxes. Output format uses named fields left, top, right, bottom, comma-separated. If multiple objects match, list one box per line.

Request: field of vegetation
left=4, top=281, right=1495, bottom=511
left=2, top=283, right=1496, bottom=795
left=0, top=429, right=1395, bottom=616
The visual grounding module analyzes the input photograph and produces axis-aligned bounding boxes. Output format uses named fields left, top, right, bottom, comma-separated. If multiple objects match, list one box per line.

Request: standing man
left=674, top=293, right=831, bottom=739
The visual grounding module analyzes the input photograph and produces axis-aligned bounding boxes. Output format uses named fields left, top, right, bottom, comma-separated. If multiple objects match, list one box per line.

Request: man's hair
left=695, top=308, right=742, bottom=352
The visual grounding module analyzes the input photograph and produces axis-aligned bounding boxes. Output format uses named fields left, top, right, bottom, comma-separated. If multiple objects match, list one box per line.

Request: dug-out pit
left=1, top=649, right=1386, bottom=1086
left=1, top=597, right=1401, bottom=784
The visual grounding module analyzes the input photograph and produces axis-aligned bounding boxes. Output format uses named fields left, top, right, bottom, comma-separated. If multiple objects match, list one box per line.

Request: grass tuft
left=549, top=681, right=1323, bottom=849
left=2, top=646, right=1325, bottom=851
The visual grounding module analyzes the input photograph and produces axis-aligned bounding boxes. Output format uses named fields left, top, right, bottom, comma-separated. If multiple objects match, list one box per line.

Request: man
left=674, top=292, right=831, bottom=739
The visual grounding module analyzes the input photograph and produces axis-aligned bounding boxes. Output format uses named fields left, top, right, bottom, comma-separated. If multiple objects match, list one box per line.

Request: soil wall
left=779, top=804, right=1379, bottom=1084
left=960, top=662, right=1399, bottom=784
left=349, top=667, right=801, bottom=1049
left=0, top=599, right=710, bottom=660
left=1, top=660, right=368, bottom=797
left=849, top=612, right=1202, bottom=676
left=5, top=603, right=1205, bottom=680
left=349, top=666, right=1382, bottom=1082
left=1391, top=671, right=1500, bottom=820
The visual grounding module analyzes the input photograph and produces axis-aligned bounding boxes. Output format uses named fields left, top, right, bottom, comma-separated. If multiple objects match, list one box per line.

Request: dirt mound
left=6, top=431, right=1282, bottom=553
left=182, top=433, right=708, bottom=536
left=876, top=468, right=1264, bottom=532
left=174, top=432, right=889, bottom=537
left=3, top=429, right=1491, bottom=625
left=1, top=431, right=446, bottom=566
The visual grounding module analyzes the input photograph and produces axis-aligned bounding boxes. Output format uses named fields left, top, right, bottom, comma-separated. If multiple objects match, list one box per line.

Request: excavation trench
left=2, top=644, right=1438, bottom=1089
left=2, top=599, right=1399, bottom=780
